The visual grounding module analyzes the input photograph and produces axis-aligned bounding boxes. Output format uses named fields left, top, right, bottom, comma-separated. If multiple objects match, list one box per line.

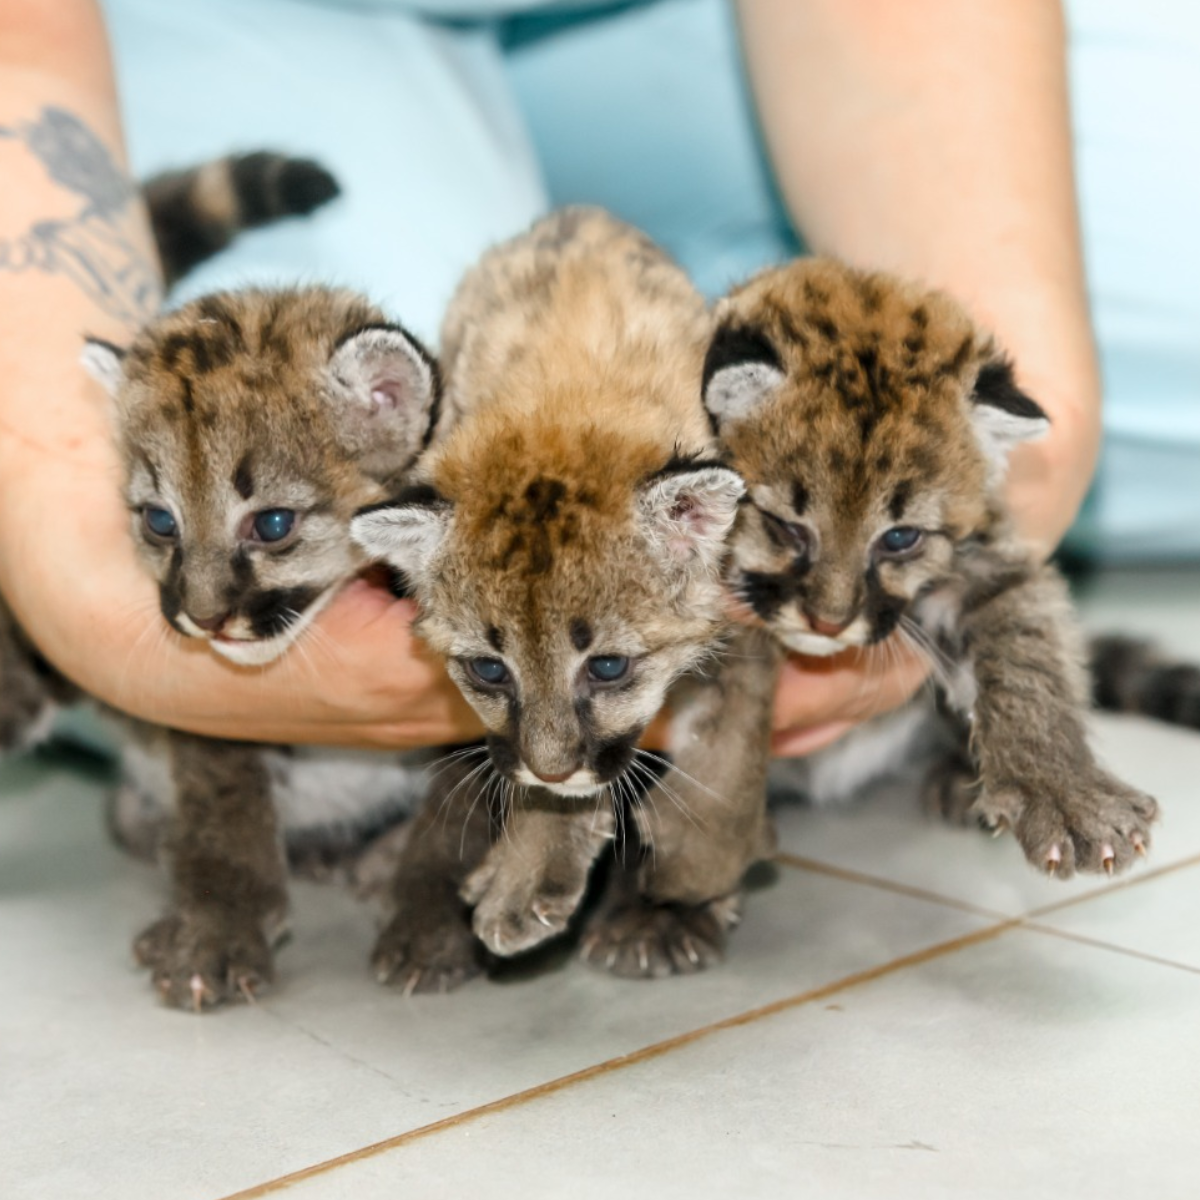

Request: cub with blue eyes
left=75, top=285, right=461, bottom=1009
left=353, top=208, right=766, bottom=975
left=704, top=257, right=1158, bottom=880
left=88, top=289, right=442, bottom=667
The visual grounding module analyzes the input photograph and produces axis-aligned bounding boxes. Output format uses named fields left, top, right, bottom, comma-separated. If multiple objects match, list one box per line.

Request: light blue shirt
left=102, top=0, right=1200, bottom=560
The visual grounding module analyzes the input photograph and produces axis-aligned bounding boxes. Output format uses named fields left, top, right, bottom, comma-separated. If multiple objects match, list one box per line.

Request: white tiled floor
left=4, top=567, right=1200, bottom=1200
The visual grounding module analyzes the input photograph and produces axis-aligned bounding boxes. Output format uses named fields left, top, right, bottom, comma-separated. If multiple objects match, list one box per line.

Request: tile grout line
left=774, top=847, right=1200, bottom=926
left=219, top=850, right=1200, bottom=1199
left=771, top=851, right=1009, bottom=920
left=1020, top=921, right=1200, bottom=977
left=216, top=916, right=1021, bottom=1200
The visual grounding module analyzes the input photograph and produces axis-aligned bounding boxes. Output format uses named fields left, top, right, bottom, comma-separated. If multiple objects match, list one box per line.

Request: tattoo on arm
left=0, top=106, right=161, bottom=324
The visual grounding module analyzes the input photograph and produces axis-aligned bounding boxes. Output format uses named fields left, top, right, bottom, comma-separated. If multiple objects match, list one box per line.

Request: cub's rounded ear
left=80, top=337, right=127, bottom=397
left=637, top=458, right=746, bottom=571
left=327, top=324, right=441, bottom=468
left=969, top=357, right=1050, bottom=479
left=702, top=322, right=786, bottom=431
left=350, top=484, right=452, bottom=584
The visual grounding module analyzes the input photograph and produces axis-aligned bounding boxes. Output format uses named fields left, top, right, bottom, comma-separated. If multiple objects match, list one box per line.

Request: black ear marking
left=702, top=322, right=787, bottom=432
left=83, top=336, right=126, bottom=361
left=973, top=358, right=1048, bottom=422
left=702, top=323, right=783, bottom=396
left=331, top=321, right=443, bottom=448
left=80, top=336, right=129, bottom=397
left=355, top=482, right=449, bottom=519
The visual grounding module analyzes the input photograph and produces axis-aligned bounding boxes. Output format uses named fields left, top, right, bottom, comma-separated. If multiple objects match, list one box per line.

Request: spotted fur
left=2, top=280, right=452, bottom=1009
left=706, top=258, right=1159, bottom=879
left=85, top=287, right=439, bottom=665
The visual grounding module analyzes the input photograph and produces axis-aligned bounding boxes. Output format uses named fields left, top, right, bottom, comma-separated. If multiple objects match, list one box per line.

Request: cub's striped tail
left=1091, top=635, right=1200, bottom=729
left=142, top=152, right=340, bottom=286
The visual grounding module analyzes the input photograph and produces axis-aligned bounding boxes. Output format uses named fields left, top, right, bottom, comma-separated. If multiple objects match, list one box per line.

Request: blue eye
left=468, top=657, right=510, bottom=687
left=253, top=509, right=295, bottom=543
left=143, top=507, right=178, bottom=540
left=587, top=655, right=630, bottom=683
left=880, top=526, right=922, bottom=555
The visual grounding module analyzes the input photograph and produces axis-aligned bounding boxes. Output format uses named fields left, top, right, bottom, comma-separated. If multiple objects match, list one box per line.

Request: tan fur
left=353, top=209, right=750, bottom=973
left=399, top=209, right=730, bottom=780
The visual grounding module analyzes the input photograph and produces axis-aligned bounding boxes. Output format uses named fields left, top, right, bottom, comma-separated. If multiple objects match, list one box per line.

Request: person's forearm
left=0, top=1, right=479, bottom=749
left=737, top=0, right=1099, bottom=553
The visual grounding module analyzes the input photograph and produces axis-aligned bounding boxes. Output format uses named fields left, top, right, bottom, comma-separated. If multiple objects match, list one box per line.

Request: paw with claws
left=372, top=905, right=484, bottom=996
left=134, top=911, right=277, bottom=1012
left=971, top=769, right=1158, bottom=879
left=580, top=893, right=740, bottom=980
left=461, top=856, right=587, bottom=958
left=460, top=805, right=614, bottom=958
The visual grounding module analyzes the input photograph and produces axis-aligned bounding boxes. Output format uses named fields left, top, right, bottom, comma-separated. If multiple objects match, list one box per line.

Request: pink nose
left=531, top=766, right=578, bottom=784
left=808, top=614, right=851, bottom=638
left=190, top=611, right=230, bottom=634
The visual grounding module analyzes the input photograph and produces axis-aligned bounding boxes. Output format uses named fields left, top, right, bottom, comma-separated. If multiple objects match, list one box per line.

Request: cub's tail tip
left=1090, top=634, right=1200, bottom=729
left=255, top=153, right=341, bottom=219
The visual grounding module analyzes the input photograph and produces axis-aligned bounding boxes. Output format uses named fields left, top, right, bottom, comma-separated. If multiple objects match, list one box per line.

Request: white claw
left=534, top=908, right=554, bottom=929
left=1101, top=843, right=1116, bottom=875
left=189, top=973, right=207, bottom=1013
left=1045, top=844, right=1062, bottom=875
left=638, top=944, right=649, bottom=973
left=401, top=969, right=423, bottom=999
left=682, top=936, right=700, bottom=966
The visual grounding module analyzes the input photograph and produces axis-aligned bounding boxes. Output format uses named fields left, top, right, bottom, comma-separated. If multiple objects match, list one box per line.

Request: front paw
left=134, top=911, right=275, bottom=1012
left=579, top=893, right=740, bottom=980
left=372, top=905, right=485, bottom=996
left=461, top=857, right=585, bottom=958
left=972, top=770, right=1158, bottom=878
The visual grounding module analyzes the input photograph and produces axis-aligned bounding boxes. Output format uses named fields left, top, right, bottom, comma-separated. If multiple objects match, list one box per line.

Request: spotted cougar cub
left=0, top=278, right=447, bottom=1009
left=352, top=208, right=762, bottom=978
left=702, top=258, right=1158, bottom=879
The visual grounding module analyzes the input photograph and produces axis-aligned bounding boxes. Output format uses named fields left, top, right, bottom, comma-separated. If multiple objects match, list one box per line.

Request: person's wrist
left=1004, top=376, right=1101, bottom=554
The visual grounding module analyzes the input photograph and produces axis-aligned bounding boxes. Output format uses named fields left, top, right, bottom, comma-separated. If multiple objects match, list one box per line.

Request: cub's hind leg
left=134, top=732, right=287, bottom=1012
left=371, top=752, right=495, bottom=995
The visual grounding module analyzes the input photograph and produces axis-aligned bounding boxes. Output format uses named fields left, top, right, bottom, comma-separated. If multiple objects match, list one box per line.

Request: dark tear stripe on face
left=863, top=565, right=906, bottom=643
left=574, top=692, right=639, bottom=784
left=159, top=545, right=186, bottom=627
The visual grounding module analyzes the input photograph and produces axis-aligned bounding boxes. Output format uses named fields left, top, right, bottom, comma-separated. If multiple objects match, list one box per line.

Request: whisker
left=634, top=748, right=729, bottom=811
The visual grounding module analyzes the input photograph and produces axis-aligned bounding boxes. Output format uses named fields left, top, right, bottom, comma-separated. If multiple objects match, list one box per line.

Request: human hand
left=767, top=640, right=929, bottom=757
